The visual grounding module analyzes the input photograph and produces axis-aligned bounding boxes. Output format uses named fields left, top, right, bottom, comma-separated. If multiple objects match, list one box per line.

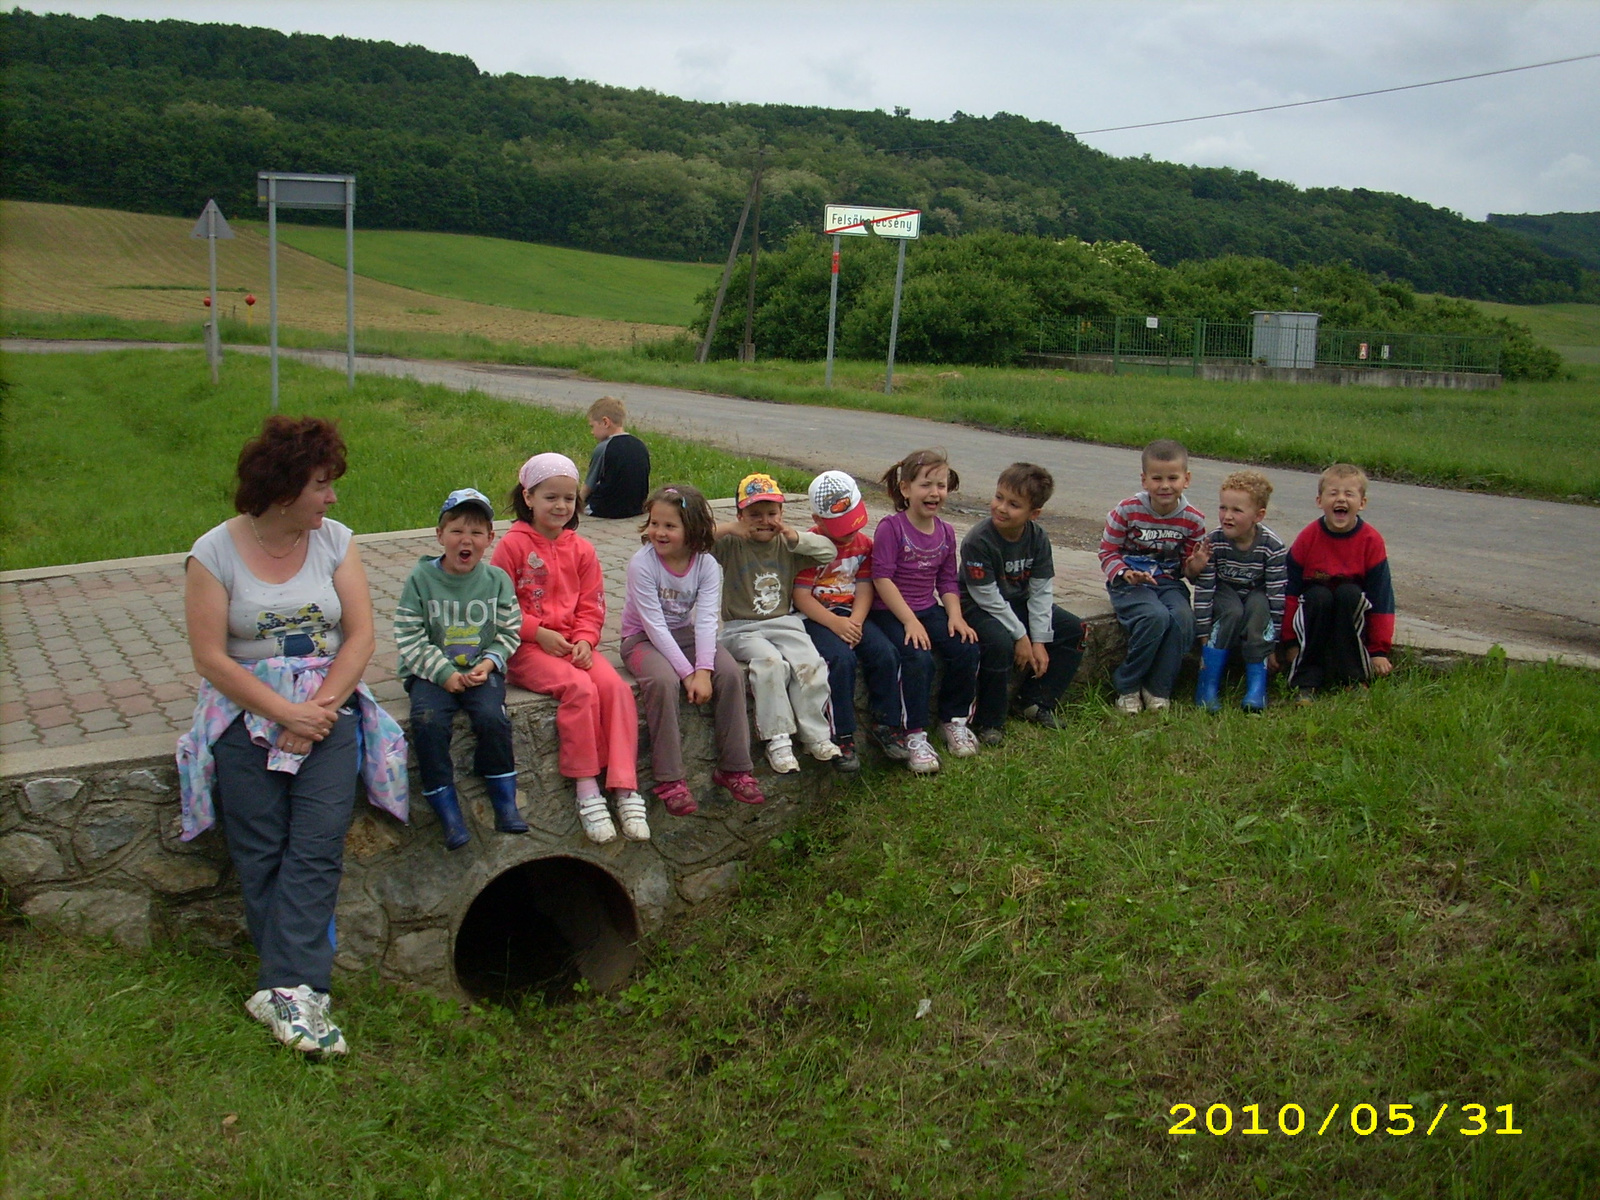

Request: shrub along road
left=8, top=339, right=1598, bottom=661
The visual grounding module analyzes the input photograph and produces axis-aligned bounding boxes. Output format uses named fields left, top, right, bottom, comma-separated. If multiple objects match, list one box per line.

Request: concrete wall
left=1022, top=353, right=1502, bottom=390
left=1, top=617, right=1128, bottom=997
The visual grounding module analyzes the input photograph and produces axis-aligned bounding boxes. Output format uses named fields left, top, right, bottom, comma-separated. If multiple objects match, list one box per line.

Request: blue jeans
left=405, top=672, right=515, bottom=793
left=868, top=604, right=981, bottom=730
left=1109, top=578, right=1194, bottom=698
left=803, top=607, right=901, bottom=739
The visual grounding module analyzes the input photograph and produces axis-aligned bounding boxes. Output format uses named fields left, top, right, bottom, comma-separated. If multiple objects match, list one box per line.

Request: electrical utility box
left=1251, top=311, right=1320, bottom=369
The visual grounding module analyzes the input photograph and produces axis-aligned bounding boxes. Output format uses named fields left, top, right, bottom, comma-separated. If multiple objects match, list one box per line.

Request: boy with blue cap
left=395, top=487, right=525, bottom=849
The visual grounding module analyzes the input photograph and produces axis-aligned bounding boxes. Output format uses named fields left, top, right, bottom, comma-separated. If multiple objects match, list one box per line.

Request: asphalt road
left=10, top=339, right=1599, bottom=658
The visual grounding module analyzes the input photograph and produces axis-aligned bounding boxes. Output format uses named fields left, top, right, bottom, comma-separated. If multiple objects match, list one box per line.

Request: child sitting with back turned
left=1192, top=470, right=1288, bottom=714
left=581, top=395, right=652, bottom=519
left=493, top=453, right=645, bottom=845
left=1280, top=463, right=1394, bottom=702
left=793, top=471, right=901, bottom=774
left=960, top=462, right=1085, bottom=742
left=1099, top=439, right=1208, bottom=714
left=395, top=488, right=525, bottom=850
left=868, top=448, right=981, bottom=773
left=713, top=473, right=840, bottom=775
left=621, top=484, right=765, bottom=814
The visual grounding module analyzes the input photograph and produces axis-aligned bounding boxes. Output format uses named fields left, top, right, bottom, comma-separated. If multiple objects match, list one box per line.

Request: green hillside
left=266, top=223, right=718, bottom=326
left=1488, top=212, right=1600, bottom=273
left=1464, top=299, right=1600, bottom=365
left=3, top=8, right=1597, bottom=305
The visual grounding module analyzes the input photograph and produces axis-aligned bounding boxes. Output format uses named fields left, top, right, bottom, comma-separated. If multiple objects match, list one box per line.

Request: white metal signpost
left=189, top=199, right=234, bottom=384
left=822, top=205, right=921, bottom=392
left=256, top=172, right=356, bottom=411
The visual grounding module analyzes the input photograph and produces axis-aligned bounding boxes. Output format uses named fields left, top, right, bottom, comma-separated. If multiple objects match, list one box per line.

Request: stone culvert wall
left=1, top=618, right=1126, bottom=998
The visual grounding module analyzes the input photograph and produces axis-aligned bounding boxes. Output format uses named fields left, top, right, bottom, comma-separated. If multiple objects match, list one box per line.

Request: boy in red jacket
left=1281, top=463, right=1395, bottom=701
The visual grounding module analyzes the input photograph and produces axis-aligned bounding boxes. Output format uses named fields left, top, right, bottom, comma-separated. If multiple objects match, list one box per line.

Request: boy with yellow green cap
left=712, top=473, right=840, bottom=775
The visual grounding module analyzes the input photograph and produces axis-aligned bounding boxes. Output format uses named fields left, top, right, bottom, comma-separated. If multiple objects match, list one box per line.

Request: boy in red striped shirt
left=1099, top=440, right=1210, bottom=713
left=1281, top=463, right=1395, bottom=702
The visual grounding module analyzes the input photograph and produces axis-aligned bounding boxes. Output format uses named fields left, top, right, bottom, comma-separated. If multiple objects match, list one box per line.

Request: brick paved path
left=8, top=497, right=1092, bottom=758
left=0, top=517, right=631, bottom=755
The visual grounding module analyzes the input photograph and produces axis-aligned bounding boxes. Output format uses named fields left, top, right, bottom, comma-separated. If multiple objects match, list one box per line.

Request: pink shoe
left=653, top=778, right=697, bottom=816
left=712, top=769, right=766, bottom=805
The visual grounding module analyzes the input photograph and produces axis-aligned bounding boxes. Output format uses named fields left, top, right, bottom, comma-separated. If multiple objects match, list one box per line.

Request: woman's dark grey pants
left=214, top=709, right=358, bottom=993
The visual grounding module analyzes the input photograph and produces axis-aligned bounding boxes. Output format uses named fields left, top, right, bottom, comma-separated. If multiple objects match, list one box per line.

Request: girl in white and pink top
left=621, top=484, right=763, bottom=816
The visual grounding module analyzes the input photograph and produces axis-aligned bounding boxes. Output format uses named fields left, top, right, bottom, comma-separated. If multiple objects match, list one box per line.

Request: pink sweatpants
left=506, top=645, right=639, bottom=791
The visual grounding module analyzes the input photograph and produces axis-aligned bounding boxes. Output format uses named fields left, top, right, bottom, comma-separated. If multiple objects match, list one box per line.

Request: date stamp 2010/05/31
left=1168, top=1102, right=1522, bottom=1138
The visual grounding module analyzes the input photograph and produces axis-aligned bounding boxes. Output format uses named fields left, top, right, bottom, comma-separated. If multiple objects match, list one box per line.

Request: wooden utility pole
left=696, top=152, right=765, bottom=364
left=739, top=157, right=766, bottom=362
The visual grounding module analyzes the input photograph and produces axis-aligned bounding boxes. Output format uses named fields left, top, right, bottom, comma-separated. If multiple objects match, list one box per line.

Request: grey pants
left=214, top=709, right=358, bottom=993
left=1207, top=584, right=1273, bottom=663
left=623, top=627, right=753, bottom=782
left=718, top=614, right=834, bottom=745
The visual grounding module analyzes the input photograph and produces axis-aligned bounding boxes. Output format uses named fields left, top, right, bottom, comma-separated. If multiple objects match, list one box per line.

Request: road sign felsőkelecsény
left=824, top=205, right=921, bottom=239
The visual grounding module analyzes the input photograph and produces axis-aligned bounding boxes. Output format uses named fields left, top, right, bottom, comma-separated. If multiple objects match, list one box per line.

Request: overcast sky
left=41, top=1, right=1600, bottom=220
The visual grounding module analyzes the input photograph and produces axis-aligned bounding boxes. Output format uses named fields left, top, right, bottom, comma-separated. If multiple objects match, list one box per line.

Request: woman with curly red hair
left=178, top=416, right=407, bottom=1058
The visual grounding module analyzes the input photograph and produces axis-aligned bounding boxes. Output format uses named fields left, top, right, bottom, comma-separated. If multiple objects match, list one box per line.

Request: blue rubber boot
left=483, top=773, right=529, bottom=834
left=1242, top=660, right=1269, bottom=713
left=1195, top=645, right=1228, bottom=713
left=425, top=784, right=471, bottom=851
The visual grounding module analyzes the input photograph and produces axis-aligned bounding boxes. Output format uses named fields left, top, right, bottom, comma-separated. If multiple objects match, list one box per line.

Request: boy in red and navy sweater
left=1281, top=463, right=1395, bottom=700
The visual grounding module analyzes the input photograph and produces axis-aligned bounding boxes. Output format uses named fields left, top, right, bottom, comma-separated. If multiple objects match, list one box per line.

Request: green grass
left=8, top=311, right=1600, bottom=503
left=5, top=659, right=1599, bottom=1196
left=259, top=221, right=718, bottom=327
left=1462, top=300, right=1600, bottom=365
left=0, top=348, right=806, bottom=570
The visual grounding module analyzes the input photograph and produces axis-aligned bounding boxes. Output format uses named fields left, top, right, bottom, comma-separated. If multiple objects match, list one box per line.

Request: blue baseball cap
left=439, top=487, right=495, bottom=523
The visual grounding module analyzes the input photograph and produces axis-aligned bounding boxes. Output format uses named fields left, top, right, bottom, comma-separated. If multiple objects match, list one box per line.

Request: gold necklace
left=249, top=515, right=304, bottom=560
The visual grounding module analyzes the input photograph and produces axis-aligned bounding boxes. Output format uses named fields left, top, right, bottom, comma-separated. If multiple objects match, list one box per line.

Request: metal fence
left=1035, top=315, right=1501, bottom=375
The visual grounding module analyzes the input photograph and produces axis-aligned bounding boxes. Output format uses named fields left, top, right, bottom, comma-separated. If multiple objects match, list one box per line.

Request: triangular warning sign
left=190, top=199, right=235, bottom=239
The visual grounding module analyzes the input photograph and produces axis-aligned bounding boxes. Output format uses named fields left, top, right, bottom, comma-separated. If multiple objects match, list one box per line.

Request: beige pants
left=719, top=614, right=833, bottom=745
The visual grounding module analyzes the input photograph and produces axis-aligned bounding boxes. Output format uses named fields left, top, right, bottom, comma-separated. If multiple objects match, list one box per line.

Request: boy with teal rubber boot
left=395, top=488, right=526, bottom=849
left=1191, top=470, right=1287, bottom=713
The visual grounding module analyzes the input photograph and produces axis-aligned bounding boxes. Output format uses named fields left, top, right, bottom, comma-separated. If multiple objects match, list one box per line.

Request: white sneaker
left=1141, top=689, right=1171, bottom=712
left=905, top=730, right=941, bottom=775
left=939, top=717, right=980, bottom=757
left=614, top=790, right=651, bottom=841
left=298, top=986, right=348, bottom=1055
left=766, top=739, right=800, bottom=774
left=1114, top=692, right=1144, bottom=715
left=576, top=792, right=617, bottom=844
left=805, top=739, right=842, bottom=762
left=245, top=987, right=320, bottom=1054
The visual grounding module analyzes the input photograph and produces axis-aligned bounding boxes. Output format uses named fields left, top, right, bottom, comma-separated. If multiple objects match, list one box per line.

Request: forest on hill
left=1487, top=212, right=1600, bottom=274
left=4, top=8, right=1598, bottom=307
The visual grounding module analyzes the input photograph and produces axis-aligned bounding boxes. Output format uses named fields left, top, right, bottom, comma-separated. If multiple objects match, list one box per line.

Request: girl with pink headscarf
left=492, top=453, right=643, bottom=844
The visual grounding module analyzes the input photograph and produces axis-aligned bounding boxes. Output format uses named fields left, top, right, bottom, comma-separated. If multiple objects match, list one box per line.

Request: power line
left=1072, top=51, right=1600, bottom=136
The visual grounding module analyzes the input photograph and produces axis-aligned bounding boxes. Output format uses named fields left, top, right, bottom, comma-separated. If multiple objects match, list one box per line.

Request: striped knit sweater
left=1192, top=526, right=1289, bottom=641
left=1098, top=491, right=1207, bottom=583
left=394, top=556, right=521, bottom=687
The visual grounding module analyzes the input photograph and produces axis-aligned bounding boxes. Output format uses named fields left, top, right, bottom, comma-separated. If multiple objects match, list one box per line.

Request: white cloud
left=1539, top=152, right=1597, bottom=183
left=673, top=42, right=734, bottom=93
left=1179, top=131, right=1268, bottom=170
left=803, top=53, right=875, bottom=104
